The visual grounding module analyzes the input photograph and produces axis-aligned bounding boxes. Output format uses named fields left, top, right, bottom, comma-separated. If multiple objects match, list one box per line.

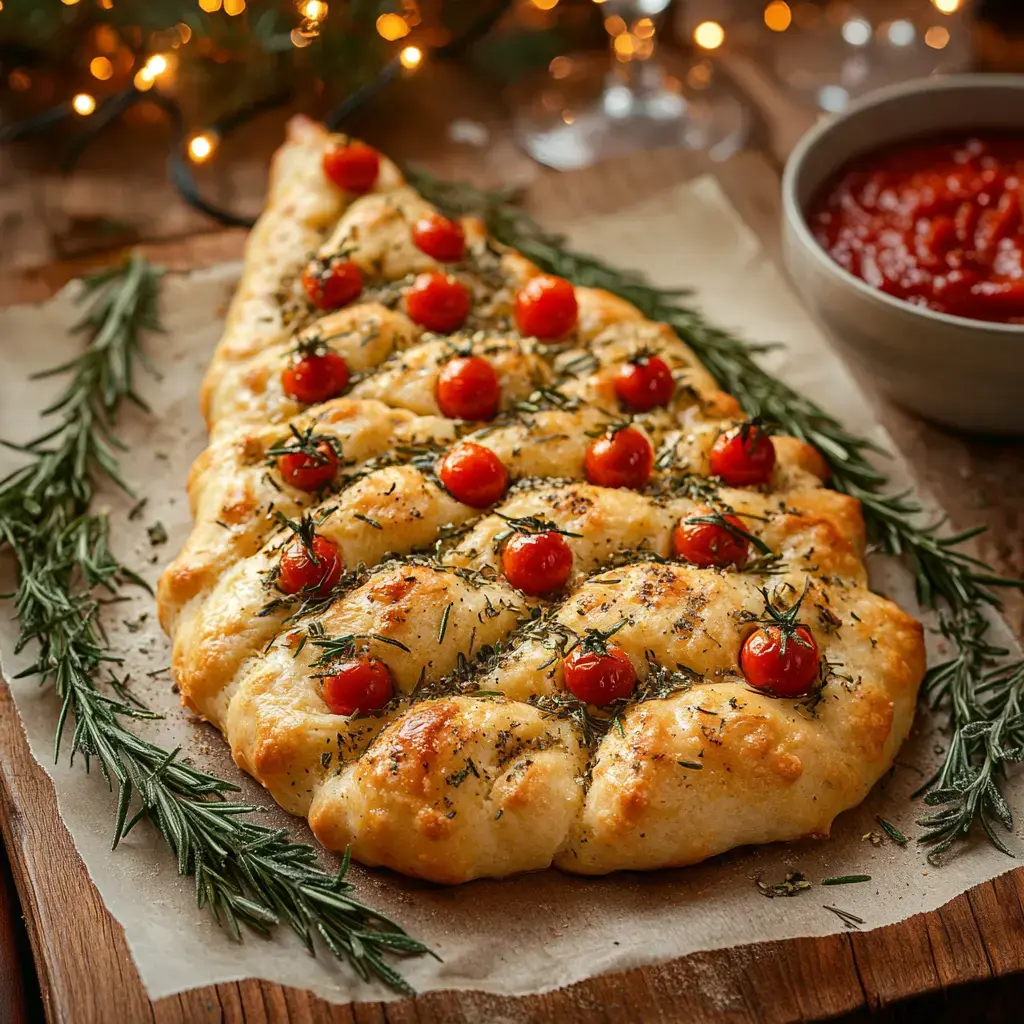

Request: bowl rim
left=781, top=73, right=1024, bottom=337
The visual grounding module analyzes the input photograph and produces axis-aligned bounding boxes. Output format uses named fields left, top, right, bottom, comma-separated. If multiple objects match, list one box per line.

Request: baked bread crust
left=158, top=116, right=926, bottom=884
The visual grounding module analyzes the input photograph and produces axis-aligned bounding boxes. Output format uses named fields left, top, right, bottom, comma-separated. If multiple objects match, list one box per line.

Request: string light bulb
left=693, top=21, right=725, bottom=50
left=145, top=54, right=168, bottom=76
left=932, top=0, right=960, bottom=12
left=303, top=0, right=326, bottom=17
left=188, top=133, right=216, bottom=163
left=72, top=93, right=96, bottom=116
left=399, top=45, right=422, bottom=70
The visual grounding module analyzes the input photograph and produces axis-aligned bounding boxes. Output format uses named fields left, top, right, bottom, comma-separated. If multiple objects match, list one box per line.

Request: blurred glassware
left=756, top=0, right=972, bottom=113
left=509, top=0, right=750, bottom=171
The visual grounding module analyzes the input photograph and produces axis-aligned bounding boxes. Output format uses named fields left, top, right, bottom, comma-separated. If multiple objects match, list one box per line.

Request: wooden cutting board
left=2, top=144, right=1024, bottom=1024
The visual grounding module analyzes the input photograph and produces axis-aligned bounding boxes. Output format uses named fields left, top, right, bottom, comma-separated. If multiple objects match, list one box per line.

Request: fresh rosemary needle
left=410, top=169, right=1024, bottom=861
left=0, top=253, right=430, bottom=994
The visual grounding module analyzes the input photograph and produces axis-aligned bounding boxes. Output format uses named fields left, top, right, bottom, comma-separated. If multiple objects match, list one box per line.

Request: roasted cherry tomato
left=614, top=355, right=675, bottom=411
left=739, top=623, right=820, bottom=698
left=436, top=356, right=500, bottom=421
left=278, top=440, right=339, bottom=492
left=501, top=532, right=573, bottom=597
left=438, top=441, right=508, bottom=508
left=322, top=141, right=380, bottom=194
left=708, top=423, right=776, bottom=487
left=321, top=657, right=395, bottom=716
left=277, top=535, right=343, bottom=597
left=514, top=275, right=578, bottom=340
left=281, top=350, right=350, bottom=405
left=672, top=508, right=749, bottom=569
left=412, top=213, right=466, bottom=263
left=301, top=259, right=363, bottom=310
left=563, top=644, right=637, bottom=705
left=584, top=426, right=653, bottom=490
left=405, top=272, right=471, bottom=333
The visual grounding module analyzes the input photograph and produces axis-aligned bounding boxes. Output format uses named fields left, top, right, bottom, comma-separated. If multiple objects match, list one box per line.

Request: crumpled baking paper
left=1, top=176, right=1020, bottom=1005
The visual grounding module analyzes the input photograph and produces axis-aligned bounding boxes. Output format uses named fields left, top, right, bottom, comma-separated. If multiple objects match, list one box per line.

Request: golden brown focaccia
left=158, top=116, right=925, bottom=884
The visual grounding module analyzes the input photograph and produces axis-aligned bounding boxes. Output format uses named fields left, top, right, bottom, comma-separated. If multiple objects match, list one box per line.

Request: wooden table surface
left=2, top=49, right=1024, bottom=1024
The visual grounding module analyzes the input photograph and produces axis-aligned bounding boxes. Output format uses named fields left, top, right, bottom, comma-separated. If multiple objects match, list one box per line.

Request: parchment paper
left=2, top=177, right=1021, bottom=1007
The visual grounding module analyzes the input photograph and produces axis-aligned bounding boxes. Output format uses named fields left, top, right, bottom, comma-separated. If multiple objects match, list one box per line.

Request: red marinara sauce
left=809, top=135, right=1024, bottom=323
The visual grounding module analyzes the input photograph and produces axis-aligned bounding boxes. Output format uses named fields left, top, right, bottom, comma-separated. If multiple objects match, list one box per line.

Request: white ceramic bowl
left=782, top=74, right=1024, bottom=435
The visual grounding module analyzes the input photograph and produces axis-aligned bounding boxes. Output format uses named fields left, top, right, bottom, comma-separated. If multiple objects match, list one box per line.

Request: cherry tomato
left=514, top=275, right=578, bottom=340
left=436, top=356, right=500, bottom=421
left=321, top=657, right=395, bottom=717
left=322, top=141, right=380, bottom=194
left=708, top=424, right=776, bottom=487
left=614, top=355, right=675, bottom=411
left=740, top=624, right=820, bottom=698
left=278, top=440, right=339, bottom=492
left=412, top=213, right=466, bottom=263
left=584, top=426, right=653, bottom=490
left=672, top=509, right=748, bottom=569
left=278, top=535, right=343, bottom=597
left=563, top=644, right=637, bottom=705
left=405, top=272, right=470, bottom=333
left=438, top=441, right=508, bottom=508
left=281, top=350, right=350, bottom=405
left=301, top=259, right=363, bottom=310
left=501, top=532, right=573, bottom=597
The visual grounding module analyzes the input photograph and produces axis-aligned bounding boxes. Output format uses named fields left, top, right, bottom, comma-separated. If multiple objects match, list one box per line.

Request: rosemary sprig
left=0, top=254, right=429, bottom=993
left=410, top=170, right=1024, bottom=859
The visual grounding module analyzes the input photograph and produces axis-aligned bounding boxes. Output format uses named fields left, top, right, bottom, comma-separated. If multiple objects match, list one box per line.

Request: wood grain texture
left=0, top=830, right=33, bottom=1024
left=1, top=60, right=1024, bottom=1024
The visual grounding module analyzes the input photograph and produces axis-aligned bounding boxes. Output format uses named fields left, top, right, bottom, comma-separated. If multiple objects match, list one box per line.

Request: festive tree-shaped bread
left=159, top=117, right=925, bottom=884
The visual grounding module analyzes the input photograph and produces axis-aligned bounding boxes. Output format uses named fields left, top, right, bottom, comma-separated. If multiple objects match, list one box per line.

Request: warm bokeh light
left=932, top=0, right=960, bottom=12
left=613, top=33, right=635, bottom=58
left=925, top=24, right=950, bottom=48
left=178, top=22, right=192, bottom=43
left=399, top=45, right=422, bottom=69
left=60, top=0, right=79, bottom=5
left=189, top=134, right=215, bottom=162
left=693, top=21, right=725, bottom=50
left=289, top=27, right=312, bottom=47
left=72, top=93, right=96, bottom=115
left=604, top=14, right=626, bottom=35
left=198, top=0, right=222, bottom=12
left=224, top=0, right=245, bottom=14
left=548, top=55, right=573, bottom=79
left=376, top=13, right=409, bottom=40
left=8, top=71, right=30, bottom=92
left=133, top=69, right=154, bottom=90
left=145, top=54, right=168, bottom=75
left=634, top=18, right=655, bottom=39
left=303, top=0, right=326, bottom=17
left=687, top=62, right=712, bottom=89
left=98, top=0, right=113, bottom=8
left=531, top=0, right=558, bottom=8
left=764, top=1, right=792, bottom=32
left=90, top=56, right=114, bottom=80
